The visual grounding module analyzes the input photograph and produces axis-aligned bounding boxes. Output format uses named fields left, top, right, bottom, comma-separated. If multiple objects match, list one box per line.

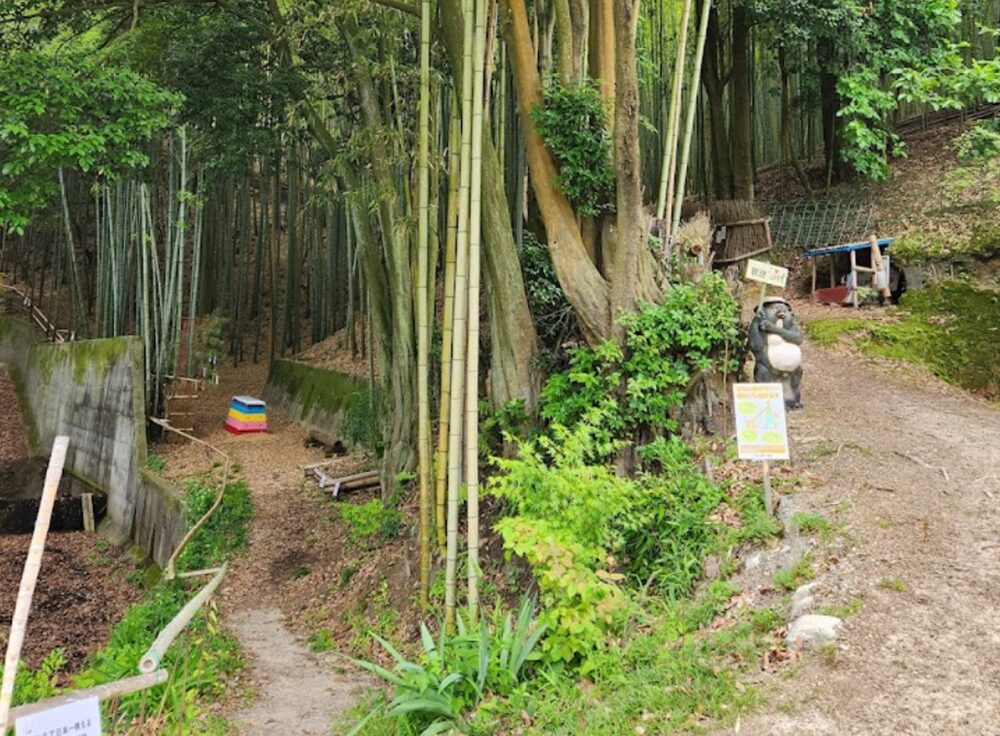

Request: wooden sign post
left=745, top=258, right=790, bottom=308
left=733, top=384, right=789, bottom=515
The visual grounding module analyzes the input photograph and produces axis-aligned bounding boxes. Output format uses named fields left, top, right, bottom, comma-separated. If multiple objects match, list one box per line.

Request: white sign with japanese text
left=745, top=259, right=789, bottom=288
left=733, top=383, right=790, bottom=461
left=16, top=696, right=101, bottom=736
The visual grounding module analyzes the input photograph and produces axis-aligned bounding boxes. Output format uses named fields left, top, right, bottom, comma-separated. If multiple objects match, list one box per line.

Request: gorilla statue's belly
left=766, top=333, right=801, bottom=373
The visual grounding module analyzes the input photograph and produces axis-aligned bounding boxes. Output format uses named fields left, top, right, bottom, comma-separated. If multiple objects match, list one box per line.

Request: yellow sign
left=745, top=259, right=789, bottom=288
left=733, top=383, right=789, bottom=461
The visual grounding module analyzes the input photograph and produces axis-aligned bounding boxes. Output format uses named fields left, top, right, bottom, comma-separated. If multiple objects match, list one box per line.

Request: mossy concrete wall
left=0, top=316, right=185, bottom=564
left=263, top=359, right=367, bottom=440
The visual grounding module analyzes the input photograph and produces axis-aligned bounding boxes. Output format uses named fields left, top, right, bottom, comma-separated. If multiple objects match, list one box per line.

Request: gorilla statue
left=748, top=297, right=804, bottom=410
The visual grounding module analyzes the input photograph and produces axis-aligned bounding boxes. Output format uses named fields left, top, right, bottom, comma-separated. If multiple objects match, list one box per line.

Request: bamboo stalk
left=416, top=0, right=433, bottom=608
left=435, top=103, right=461, bottom=558
left=464, top=0, right=488, bottom=623
left=670, top=0, right=712, bottom=239
left=656, top=0, right=692, bottom=222
left=0, top=436, right=70, bottom=726
left=445, top=0, right=476, bottom=631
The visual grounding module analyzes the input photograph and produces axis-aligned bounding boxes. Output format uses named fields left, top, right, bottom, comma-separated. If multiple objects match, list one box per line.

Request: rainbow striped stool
left=225, top=396, right=268, bottom=434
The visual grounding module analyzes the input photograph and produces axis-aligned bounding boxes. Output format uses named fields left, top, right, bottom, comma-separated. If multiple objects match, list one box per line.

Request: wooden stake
left=762, top=460, right=773, bottom=517
left=81, top=493, right=95, bottom=533
left=0, top=437, right=70, bottom=725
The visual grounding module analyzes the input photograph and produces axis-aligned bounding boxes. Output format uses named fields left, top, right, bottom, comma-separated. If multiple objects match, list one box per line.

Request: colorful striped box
left=225, top=395, right=267, bottom=434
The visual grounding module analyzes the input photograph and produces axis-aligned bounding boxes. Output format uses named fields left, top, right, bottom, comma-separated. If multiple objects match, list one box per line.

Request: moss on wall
left=266, top=359, right=367, bottom=417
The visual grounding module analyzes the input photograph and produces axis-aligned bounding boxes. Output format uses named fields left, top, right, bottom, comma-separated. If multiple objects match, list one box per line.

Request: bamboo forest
left=1, top=0, right=1000, bottom=734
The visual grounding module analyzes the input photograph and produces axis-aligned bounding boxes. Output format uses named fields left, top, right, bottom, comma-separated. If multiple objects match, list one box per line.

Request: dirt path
left=156, top=364, right=370, bottom=735
left=725, top=344, right=1000, bottom=735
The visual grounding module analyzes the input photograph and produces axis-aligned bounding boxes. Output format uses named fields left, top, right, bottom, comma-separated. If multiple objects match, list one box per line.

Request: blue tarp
left=804, top=238, right=894, bottom=258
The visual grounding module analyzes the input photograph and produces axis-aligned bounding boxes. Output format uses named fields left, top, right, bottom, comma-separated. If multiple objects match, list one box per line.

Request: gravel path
left=722, top=343, right=1000, bottom=735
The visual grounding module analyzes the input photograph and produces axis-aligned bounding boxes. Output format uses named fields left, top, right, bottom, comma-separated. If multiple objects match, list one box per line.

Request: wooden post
left=869, top=234, right=891, bottom=301
left=849, top=249, right=859, bottom=308
left=0, top=437, right=70, bottom=726
left=762, top=460, right=773, bottom=517
left=829, top=256, right=835, bottom=288
left=811, top=259, right=817, bottom=299
left=81, top=493, right=95, bottom=533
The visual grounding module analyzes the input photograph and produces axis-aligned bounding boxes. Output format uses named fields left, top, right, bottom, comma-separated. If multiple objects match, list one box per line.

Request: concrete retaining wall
left=0, top=316, right=185, bottom=565
left=263, top=359, right=368, bottom=441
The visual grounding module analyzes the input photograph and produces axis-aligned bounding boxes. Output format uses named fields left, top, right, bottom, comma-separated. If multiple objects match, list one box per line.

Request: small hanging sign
left=16, top=697, right=101, bottom=736
left=745, top=259, right=789, bottom=289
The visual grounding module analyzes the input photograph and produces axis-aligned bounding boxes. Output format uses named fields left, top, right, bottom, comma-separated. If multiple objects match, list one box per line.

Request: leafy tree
left=0, top=51, right=178, bottom=231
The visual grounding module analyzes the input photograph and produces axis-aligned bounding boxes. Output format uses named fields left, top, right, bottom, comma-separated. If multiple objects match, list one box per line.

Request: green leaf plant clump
left=0, top=51, right=179, bottom=232
left=540, top=272, right=742, bottom=456
left=531, top=78, right=615, bottom=216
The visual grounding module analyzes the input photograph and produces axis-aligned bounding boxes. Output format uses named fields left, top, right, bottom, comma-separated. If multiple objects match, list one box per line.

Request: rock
left=785, top=614, right=843, bottom=651
left=789, top=595, right=816, bottom=619
left=744, top=552, right=763, bottom=572
left=778, top=496, right=799, bottom=538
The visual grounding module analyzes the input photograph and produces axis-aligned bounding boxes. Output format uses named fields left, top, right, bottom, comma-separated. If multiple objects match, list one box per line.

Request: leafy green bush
left=177, top=477, right=252, bottom=571
left=74, top=582, right=242, bottom=729
left=954, top=119, right=1000, bottom=161
left=532, top=79, right=615, bottom=216
left=349, top=598, right=545, bottom=736
left=0, top=650, right=65, bottom=707
left=341, top=499, right=402, bottom=548
left=541, top=274, right=741, bottom=454
left=146, top=453, right=167, bottom=472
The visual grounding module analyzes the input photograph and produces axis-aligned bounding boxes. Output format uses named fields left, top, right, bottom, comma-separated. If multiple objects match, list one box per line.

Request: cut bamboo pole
left=0, top=436, right=70, bottom=726
left=656, top=0, right=692, bottom=222
left=139, top=564, right=227, bottom=674
left=3, top=670, right=168, bottom=729
left=81, top=493, right=95, bottom=533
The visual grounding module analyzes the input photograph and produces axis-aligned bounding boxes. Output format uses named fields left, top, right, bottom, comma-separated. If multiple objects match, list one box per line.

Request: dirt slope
left=722, top=340, right=1000, bottom=734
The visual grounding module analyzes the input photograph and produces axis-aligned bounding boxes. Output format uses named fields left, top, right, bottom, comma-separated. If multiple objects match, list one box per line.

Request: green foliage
left=341, top=499, right=403, bottom=549
left=486, top=428, right=734, bottom=670
left=343, top=386, right=384, bottom=453
left=792, top=512, right=830, bottom=537
left=772, top=554, right=815, bottom=591
left=541, top=274, right=741, bottom=454
left=954, top=118, right=1000, bottom=161
left=518, top=232, right=576, bottom=347
left=0, top=649, right=65, bottom=707
left=308, top=628, right=336, bottom=653
left=349, top=598, right=545, bottom=736
left=531, top=79, right=615, bottom=216
left=0, top=51, right=178, bottom=231
left=177, top=477, right=252, bottom=571
left=74, top=582, right=242, bottom=730
left=817, top=283, right=1000, bottom=398
left=146, top=453, right=167, bottom=472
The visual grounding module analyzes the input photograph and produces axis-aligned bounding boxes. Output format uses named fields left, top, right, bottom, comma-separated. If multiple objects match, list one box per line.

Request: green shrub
left=531, top=78, right=615, bottom=216
left=146, top=453, right=167, bottom=472
left=541, top=274, right=741, bottom=455
left=177, top=477, right=253, bottom=571
left=0, top=649, right=65, bottom=707
left=349, top=598, right=545, bottom=736
left=343, top=386, right=383, bottom=453
left=308, top=629, right=335, bottom=653
left=341, top=499, right=402, bottom=548
left=954, top=118, right=1000, bottom=161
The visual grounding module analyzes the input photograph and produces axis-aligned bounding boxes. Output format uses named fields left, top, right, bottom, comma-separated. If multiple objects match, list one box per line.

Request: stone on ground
left=785, top=614, right=843, bottom=651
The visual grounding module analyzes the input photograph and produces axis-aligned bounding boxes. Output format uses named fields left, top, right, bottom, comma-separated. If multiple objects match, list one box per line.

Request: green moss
left=267, top=359, right=367, bottom=422
left=804, top=318, right=870, bottom=346
left=805, top=283, right=1000, bottom=399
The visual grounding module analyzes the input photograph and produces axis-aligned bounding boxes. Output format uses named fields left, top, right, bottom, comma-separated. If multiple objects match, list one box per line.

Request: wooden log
left=869, top=234, right=892, bottom=300
left=81, top=493, right=95, bottom=533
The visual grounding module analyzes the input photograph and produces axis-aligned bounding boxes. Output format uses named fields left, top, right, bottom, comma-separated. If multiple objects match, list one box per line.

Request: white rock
left=785, top=615, right=843, bottom=651
left=789, top=595, right=815, bottom=620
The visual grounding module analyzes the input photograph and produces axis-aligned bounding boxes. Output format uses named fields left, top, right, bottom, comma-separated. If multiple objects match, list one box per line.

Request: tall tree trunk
left=701, top=5, right=732, bottom=200
left=503, top=0, right=612, bottom=344
left=588, top=0, right=616, bottom=118
left=818, top=37, right=843, bottom=183
left=730, top=4, right=754, bottom=201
